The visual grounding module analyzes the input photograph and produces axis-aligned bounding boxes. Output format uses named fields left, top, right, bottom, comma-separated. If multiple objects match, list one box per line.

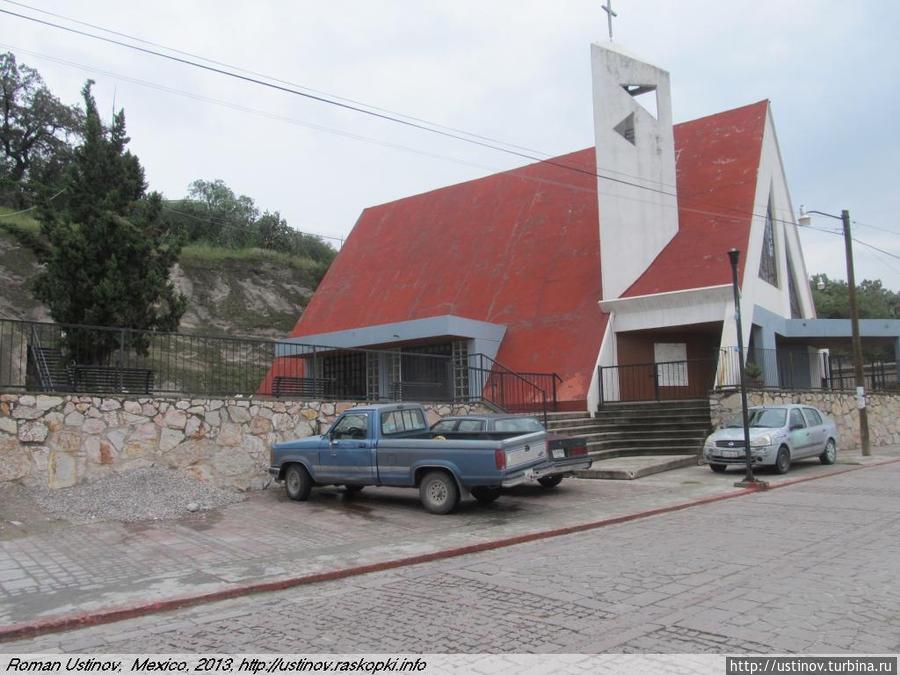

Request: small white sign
left=654, top=342, right=689, bottom=387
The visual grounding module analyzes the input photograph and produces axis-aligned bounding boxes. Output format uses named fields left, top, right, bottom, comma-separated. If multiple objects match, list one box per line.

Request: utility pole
left=841, top=209, right=871, bottom=456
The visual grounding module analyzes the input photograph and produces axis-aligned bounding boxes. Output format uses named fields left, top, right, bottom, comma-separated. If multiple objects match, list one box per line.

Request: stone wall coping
left=0, top=393, right=491, bottom=490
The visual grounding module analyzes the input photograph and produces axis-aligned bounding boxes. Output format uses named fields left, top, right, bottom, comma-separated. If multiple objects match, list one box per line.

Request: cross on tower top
left=602, top=0, right=618, bottom=41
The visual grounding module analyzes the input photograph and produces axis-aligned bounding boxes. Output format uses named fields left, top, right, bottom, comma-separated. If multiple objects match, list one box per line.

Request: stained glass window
left=758, top=201, right=778, bottom=286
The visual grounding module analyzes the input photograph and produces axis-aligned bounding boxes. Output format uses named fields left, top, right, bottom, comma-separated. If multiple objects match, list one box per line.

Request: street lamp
left=728, top=249, right=767, bottom=488
left=798, top=207, right=870, bottom=456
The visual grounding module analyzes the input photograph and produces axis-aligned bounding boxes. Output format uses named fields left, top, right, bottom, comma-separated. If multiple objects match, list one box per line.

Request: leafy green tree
left=0, top=52, right=81, bottom=206
left=35, top=81, right=185, bottom=363
left=811, top=274, right=899, bottom=320
left=181, top=178, right=258, bottom=247
left=255, top=210, right=292, bottom=250
left=811, top=274, right=898, bottom=360
left=167, top=176, right=336, bottom=267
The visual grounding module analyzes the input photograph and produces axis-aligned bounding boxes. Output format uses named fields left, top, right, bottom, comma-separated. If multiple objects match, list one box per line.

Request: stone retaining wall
left=709, top=389, right=900, bottom=452
left=0, top=394, right=487, bottom=490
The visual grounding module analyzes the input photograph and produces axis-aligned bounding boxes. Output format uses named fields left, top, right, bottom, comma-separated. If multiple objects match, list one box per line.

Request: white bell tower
left=592, top=42, right=679, bottom=299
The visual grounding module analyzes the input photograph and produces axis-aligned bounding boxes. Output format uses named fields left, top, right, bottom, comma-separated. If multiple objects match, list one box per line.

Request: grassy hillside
left=0, top=208, right=325, bottom=338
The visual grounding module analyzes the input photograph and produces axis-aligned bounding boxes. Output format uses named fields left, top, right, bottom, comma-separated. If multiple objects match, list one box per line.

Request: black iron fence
left=468, top=353, right=560, bottom=425
left=0, top=319, right=560, bottom=417
left=822, top=355, right=897, bottom=392
left=598, top=346, right=898, bottom=406
left=598, top=356, right=729, bottom=404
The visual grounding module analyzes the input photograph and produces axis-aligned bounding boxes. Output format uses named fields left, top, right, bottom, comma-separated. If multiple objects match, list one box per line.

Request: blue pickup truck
left=269, top=402, right=591, bottom=514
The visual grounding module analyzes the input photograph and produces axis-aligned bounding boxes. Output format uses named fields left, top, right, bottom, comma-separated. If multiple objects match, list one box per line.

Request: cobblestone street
left=7, top=460, right=900, bottom=654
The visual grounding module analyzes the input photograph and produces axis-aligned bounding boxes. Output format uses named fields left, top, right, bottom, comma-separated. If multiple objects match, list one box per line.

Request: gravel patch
left=30, top=467, right=246, bottom=524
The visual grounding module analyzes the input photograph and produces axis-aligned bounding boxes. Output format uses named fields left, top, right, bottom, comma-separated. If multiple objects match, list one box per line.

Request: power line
left=852, top=219, right=900, bottom=236
left=3, top=8, right=898, bottom=274
left=2, top=0, right=684, bottom=192
left=0, top=42, right=511, bottom=180
left=0, top=188, right=66, bottom=217
left=0, top=6, right=695, bottom=198
left=161, top=202, right=344, bottom=244
left=0, top=0, right=558, bottom=159
left=0, top=5, right=873, bottom=241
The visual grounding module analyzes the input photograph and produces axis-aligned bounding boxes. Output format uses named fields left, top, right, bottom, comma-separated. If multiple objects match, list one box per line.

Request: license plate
left=722, top=449, right=742, bottom=458
left=551, top=448, right=566, bottom=459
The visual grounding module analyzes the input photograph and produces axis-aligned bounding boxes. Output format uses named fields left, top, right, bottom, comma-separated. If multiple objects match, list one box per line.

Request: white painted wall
left=736, top=105, right=816, bottom=354
left=600, top=285, right=732, bottom=332
left=587, top=315, right=617, bottom=411
left=592, top=42, right=679, bottom=300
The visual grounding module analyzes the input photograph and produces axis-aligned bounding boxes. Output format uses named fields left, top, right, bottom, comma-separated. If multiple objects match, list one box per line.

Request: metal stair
left=27, top=339, right=70, bottom=392
left=545, top=399, right=712, bottom=460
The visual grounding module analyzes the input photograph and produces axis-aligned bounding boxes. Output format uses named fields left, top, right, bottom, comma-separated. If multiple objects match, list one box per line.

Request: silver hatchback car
left=703, top=404, right=838, bottom=474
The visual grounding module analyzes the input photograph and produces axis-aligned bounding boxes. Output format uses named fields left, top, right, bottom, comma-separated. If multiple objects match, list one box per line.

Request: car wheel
left=709, top=463, right=727, bottom=473
left=775, top=446, right=791, bottom=475
left=419, top=471, right=460, bottom=515
left=285, top=464, right=312, bottom=501
left=538, top=475, right=563, bottom=488
left=471, top=486, right=501, bottom=503
left=819, top=439, right=837, bottom=465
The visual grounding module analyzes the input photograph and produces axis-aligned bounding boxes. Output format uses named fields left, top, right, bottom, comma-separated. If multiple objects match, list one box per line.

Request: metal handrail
left=27, top=325, right=55, bottom=391
left=468, top=353, right=553, bottom=425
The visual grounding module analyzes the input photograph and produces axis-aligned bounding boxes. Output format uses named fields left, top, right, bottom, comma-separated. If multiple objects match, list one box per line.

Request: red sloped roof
left=290, top=148, right=607, bottom=403
left=290, top=100, right=769, bottom=402
left=624, top=100, right=769, bottom=296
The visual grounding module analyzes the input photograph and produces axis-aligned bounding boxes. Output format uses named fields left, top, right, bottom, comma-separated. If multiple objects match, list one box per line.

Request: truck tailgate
left=501, top=431, right=547, bottom=470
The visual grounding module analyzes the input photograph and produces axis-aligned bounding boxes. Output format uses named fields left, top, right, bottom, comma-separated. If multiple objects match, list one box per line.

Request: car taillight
left=569, top=445, right=587, bottom=456
left=494, top=448, right=506, bottom=470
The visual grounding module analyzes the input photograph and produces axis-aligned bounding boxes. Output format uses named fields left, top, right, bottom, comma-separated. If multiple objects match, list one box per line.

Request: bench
left=272, top=376, right=332, bottom=398
left=69, top=365, right=154, bottom=394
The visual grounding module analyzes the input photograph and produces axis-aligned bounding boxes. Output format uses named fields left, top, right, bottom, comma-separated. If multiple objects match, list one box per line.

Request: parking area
left=6, top=452, right=900, bottom=654
left=1, top=449, right=897, bottom=636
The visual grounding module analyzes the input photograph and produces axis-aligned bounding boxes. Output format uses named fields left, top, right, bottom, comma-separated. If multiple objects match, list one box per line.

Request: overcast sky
left=2, top=0, right=898, bottom=290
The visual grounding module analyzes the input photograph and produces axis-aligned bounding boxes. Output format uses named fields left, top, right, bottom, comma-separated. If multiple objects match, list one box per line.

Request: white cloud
left=2, top=0, right=897, bottom=288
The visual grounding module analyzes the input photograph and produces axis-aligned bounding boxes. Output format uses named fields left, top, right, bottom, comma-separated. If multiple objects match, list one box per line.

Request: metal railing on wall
left=468, top=353, right=560, bottom=425
left=0, top=319, right=562, bottom=416
left=598, top=347, right=898, bottom=406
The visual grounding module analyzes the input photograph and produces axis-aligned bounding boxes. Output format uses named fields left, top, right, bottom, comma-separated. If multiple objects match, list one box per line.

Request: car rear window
left=382, top=408, right=428, bottom=436
left=431, top=420, right=457, bottom=433
left=495, top=417, right=544, bottom=432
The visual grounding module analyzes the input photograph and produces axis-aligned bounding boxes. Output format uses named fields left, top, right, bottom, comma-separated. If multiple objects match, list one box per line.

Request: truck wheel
left=538, top=475, right=563, bottom=488
left=471, top=486, right=501, bottom=504
left=285, top=464, right=312, bottom=501
left=419, top=471, right=459, bottom=515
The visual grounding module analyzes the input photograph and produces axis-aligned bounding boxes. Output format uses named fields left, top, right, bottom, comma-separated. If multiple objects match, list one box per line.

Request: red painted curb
left=2, top=456, right=898, bottom=642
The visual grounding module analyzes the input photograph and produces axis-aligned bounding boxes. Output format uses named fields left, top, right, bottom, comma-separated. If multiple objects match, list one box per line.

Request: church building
left=268, top=43, right=899, bottom=412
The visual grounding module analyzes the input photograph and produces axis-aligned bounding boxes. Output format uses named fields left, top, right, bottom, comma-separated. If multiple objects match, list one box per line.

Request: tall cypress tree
left=35, top=81, right=186, bottom=363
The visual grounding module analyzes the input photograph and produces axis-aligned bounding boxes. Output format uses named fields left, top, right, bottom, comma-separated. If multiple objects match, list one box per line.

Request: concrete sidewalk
left=1, top=448, right=897, bottom=638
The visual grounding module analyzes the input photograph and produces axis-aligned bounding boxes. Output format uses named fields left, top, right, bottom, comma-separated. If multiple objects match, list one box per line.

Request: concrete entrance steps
left=546, top=399, right=711, bottom=469
left=574, top=454, right=699, bottom=480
